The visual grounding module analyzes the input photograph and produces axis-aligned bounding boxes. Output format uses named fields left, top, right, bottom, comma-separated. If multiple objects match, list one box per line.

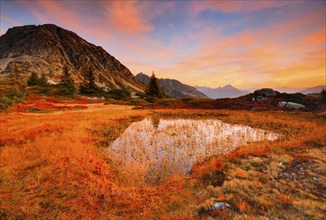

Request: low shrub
left=106, top=89, right=131, bottom=100
left=0, top=87, right=26, bottom=111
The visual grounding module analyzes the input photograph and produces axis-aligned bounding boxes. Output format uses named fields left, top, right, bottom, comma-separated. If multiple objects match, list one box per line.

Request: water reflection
left=108, top=118, right=279, bottom=185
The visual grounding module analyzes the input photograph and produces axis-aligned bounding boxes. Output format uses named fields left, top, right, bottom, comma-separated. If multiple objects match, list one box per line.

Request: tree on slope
left=80, top=66, right=99, bottom=95
left=58, top=66, right=76, bottom=96
left=27, top=72, right=39, bottom=86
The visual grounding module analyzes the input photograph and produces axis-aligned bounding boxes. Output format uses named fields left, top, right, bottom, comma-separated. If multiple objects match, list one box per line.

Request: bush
left=135, top=92, right=145, bottom=99
left=158, top=99, right=170, bottom=106
left=283, top=93, right=306, bottom=105
left=79, top=85, right=105, bottom=96
left=0, top=95, right=13, bottom=110
left=0, top=88, right=26, bottom=111
left=145, top=96, right=159, bottom=103
left=106, top=89, right=131, bottom=100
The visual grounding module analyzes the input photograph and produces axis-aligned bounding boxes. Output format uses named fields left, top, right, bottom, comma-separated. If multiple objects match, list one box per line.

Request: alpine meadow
left=0, top=1, right=325, bottom=219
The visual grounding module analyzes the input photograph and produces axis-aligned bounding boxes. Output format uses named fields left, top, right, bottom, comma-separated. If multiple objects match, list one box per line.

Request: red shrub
left=76, top=99, right=89, bottom=104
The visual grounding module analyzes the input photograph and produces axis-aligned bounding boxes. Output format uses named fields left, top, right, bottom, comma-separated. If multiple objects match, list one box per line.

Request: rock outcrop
left=278, top=101, right=305, bottom=109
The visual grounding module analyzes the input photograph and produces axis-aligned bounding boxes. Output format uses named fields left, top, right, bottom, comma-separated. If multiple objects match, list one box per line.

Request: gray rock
left=278, top=101, right=305, bottom=109
left=214, top=202, right=230, bottom=209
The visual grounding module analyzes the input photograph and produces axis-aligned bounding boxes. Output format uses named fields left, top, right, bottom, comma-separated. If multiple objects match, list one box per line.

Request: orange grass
left=0, top=106, right=325, bottom=219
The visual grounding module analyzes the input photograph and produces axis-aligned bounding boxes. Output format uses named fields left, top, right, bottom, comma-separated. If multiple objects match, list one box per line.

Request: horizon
left=1, top=0, right=325, bottom=89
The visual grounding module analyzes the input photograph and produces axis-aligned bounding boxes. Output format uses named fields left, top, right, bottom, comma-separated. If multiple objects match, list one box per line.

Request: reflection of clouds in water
left=108, top=118, right=280, bottom=185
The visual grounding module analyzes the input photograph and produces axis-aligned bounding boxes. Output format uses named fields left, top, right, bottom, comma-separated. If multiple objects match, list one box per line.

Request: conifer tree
left=146, top=72, right=161, bottom=97
left=38, top=73, right=49, bottom=87
left=86, top=67, right=96, bottom=90
left=27, top=72, right=39, bottom=86
left=58, top=66, right=76, bottom=96
left=80, top=67, right=99, bottom=95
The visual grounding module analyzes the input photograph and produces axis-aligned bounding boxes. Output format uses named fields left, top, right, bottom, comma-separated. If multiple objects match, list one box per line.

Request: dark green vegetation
left=145, top=73, right=164, bottom=98
left=58, top=66, right=77, bottom=96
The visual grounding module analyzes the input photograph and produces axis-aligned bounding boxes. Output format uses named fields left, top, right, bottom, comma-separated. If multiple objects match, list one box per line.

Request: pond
left=108, top=118, right=279, bottom=185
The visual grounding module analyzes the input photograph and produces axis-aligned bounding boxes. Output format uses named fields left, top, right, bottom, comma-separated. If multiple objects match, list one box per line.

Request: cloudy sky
left=1, top=0, right=325, bottom=89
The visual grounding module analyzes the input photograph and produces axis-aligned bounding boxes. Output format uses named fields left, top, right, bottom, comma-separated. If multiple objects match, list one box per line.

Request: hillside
left=300, top=85, right=325, bottom=95
left=136, top=72, right=208, bottom=98
left=0, top=24, right=144, bottom=92
left=196, top=85, right=250, bottom=98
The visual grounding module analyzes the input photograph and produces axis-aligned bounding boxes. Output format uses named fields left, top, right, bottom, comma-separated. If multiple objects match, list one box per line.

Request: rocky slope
left=0, top=24, right=144, bottom=92
left=196, top=85, right=249, bottom=99
left=135, top=73, right=208, bottom=98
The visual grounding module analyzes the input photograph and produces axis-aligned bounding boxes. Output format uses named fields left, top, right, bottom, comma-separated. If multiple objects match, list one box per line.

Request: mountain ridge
left=0, top=24, right=144, bottom=92
left=195, top=85, right=250, bottom=99
left=300, top=85, right=325, bottom=95
left=135, top=73, right=208, bottom=98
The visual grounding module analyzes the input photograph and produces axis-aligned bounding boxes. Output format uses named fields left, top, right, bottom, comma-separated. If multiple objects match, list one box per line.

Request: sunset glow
left=1, top=0, right=325, bottom=89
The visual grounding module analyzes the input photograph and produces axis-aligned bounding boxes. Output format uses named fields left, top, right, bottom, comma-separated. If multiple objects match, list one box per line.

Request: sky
left=0, top=0, right=325, bottom=89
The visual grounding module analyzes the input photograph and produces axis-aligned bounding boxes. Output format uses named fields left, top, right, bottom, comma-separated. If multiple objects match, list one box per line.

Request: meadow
left=0, top=100, right=325, bottom=219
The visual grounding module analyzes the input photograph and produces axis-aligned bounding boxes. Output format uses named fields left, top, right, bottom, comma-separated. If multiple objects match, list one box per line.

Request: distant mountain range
left=135, top=73, right=208, bottom=98
left=274, top=87, right=304, bottom=94
left=195, top=85, right=250, bottom=99
left=0, top=24, right=144, bottom=92
left=299, top=85, right=325, bottom=95
left=274, top=85, right=325, bottom=94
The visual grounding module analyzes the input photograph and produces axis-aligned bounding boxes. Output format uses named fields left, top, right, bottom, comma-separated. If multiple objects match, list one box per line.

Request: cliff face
left=0, top=24, right=144, bottom=92
left=136, top=73, right=208, bottom=98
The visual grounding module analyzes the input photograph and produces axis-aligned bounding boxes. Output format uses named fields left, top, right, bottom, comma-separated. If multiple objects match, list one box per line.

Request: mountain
left=195, top=85, right=250, bottom=99
left=274, top=86, right=302, bottom=94
left=135, top=73, right=208, bottom=98
left=300, top=85, right=325, bottom=95
left=0, top=24, right=144, bottom=92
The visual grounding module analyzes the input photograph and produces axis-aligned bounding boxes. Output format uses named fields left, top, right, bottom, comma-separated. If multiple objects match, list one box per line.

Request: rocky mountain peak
left=0, top=24, right=144, bottom=92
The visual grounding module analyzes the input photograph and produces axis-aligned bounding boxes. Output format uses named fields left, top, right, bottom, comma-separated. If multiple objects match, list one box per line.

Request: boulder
left=278, top=101, right=305, bottom=109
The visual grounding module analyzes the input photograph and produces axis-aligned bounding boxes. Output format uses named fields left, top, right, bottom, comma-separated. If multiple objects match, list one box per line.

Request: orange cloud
left=191, top=1, right=292, bottom=14
left=5, top=0, right=324, bottom=89
left=103, top=1, right=153, bottom=35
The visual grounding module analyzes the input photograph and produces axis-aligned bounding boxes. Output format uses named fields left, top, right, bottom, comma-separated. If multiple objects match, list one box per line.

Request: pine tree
left=27, top=72, right=39, bottom=86
left=38, top=73, right=49, bottom=87
left=80, top=67, right=99, bottom=95
left=86, top=67, right=96, bottom=90
left=146, top=72, right=161, bottom=97
left=58, top=66, right=76, bottom=96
